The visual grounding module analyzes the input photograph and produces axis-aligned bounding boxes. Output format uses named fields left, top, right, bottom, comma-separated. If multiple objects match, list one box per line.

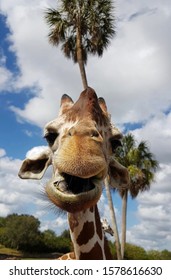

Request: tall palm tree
left=45, top=0, right=115, bottom=89
left=115, top=133, right=159, bottom=259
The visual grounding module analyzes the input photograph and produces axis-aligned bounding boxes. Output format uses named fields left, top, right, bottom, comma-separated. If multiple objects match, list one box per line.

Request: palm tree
left=115, top=133, right=159, bottom=259
left=45, top=0, right=115, bottom=89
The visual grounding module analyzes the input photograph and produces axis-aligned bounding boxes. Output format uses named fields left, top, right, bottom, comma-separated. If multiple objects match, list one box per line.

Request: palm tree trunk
left=76, top=26, right=88, bottom=89
left=78, top=58, right=88, bottom=89
left=104, top=178, right=122, bottom=260
left=121, top=189, right=128, bottom=259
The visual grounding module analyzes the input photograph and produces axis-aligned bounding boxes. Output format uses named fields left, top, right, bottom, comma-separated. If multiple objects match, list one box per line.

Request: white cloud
left=86, top=0, right=171, bottom=124
left=0, top=148, right=6, bottom=157
left=0, top=66, right=13, bottom=91
left=132, top=112, right=171, bottom=164
left=121, top=93, right=171, bottom=251
left=126, top=163, right=171, bottom=250
left=39, top=215, right=68, bottom=236
left=0, top=53, right=14, bottom=91
left=26, top=145, right=48, bottom=158
left=0, top=149, right=48, bottom=217
left=125, top=109, right=171, bottom=251
left=24, top=130, right=33, bottom=137
left=1, top=0, right=82, bottom=126
left=1, top=0, right=171, bottom=126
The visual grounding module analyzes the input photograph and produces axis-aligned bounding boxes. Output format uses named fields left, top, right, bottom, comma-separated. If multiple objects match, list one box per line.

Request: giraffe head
left=19, top=87, right=129, bottom=213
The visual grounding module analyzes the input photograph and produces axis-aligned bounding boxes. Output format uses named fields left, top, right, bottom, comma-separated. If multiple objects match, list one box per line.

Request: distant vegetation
left=0, top=214, right=71, bottom=255
left=0, top=214, right=171, bottom=259
left=109, top=242, right=171, bottom=260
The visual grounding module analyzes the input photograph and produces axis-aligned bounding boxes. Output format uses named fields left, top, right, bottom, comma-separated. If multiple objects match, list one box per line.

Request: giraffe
left=18, top=87, right=129, bottom=260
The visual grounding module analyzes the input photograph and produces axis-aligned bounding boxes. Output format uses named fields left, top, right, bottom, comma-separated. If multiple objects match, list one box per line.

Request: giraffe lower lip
left=45, top=177, right=102, bottom=212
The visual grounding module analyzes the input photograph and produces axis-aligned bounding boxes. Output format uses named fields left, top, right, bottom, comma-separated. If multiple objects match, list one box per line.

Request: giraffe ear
left=98, top=97, right=107, bottom=111
left=98, top=97, right=110, bottom=118
left=108, top=158, right=129, bottom=189
left=59, top=94, right=74, bottom=115
left=18, top=148, right=52, bottom=180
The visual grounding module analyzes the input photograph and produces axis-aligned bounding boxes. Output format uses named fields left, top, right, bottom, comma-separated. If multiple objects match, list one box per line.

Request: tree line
left=0, top=214, right=71, bottom=254
left=0, top=214, right=171, bottom=259
left=110, top=241, right=171, bottom=260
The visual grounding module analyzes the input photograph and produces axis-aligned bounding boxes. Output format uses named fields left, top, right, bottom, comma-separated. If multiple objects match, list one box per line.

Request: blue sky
left=0, top=0, right=171, bottom=251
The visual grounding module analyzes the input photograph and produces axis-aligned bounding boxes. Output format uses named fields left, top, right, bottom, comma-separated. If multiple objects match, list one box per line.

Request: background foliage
left=0, top=214, right=170, bottom=259
left=0, top=214, right=71, bottom=254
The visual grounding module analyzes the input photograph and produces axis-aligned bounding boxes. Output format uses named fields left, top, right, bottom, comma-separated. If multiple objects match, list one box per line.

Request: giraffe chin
left=45, top=177, right=102, bottom=213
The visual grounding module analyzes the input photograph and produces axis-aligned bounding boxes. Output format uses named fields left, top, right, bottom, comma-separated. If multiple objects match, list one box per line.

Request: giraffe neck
left=68, top=205, right=112, bottom=260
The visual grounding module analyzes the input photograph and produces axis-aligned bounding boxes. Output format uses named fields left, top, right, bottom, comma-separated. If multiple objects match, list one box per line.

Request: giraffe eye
left=110, top=138, right=122, bottom=152
left=44, top=132, right=58, bottom=145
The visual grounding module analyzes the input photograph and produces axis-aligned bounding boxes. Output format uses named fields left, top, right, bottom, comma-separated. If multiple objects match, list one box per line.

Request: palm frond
left=115, top=133, right=159, bottom=198
left=44, top=0, right=115, bottom=64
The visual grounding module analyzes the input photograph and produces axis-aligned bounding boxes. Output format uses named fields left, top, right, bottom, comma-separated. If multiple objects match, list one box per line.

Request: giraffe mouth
left=45, top=173, right=102, bottom=212
left=54, top=173, right=96, bottom=195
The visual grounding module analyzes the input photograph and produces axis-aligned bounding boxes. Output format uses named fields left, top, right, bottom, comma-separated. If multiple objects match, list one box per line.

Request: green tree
left=0, top=227, right=8, bottom=245
left=42, top=229, right=71, bottom=253
left=108, top=241, right=149, bottom=260
left=55, top=236, right=71, bottom=253
left=147, top=249, right=162, bottom=260
left=2, top=214, right=42, bottom=252
left=45, top=0, right=115, bottom=89
left=160, top=249, right=171, bottom=260
left=42, top=229, right=58, bottom=252
left=147, top=249, right=171, bottom=260
left=124, top=243, right=148, bottom=260
left=0, top=217, right=6, bottom=227
left=115, top=133, right=159, bottom=259
left=60, top=229, right=71, bottom=239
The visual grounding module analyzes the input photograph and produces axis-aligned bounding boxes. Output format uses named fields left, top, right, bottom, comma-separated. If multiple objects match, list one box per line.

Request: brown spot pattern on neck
left=77, top=221, right=94, bottom=246
left=79, top=242, right=103, bottom=260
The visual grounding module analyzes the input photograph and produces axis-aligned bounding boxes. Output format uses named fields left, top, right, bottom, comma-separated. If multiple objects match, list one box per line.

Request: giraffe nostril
left=68, top=127, right=75, bottom=136
left=90, top=130, right=99, bottom=138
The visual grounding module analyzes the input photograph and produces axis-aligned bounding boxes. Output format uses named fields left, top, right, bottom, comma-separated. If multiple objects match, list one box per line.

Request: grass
left=0, top=244, right=22, bottom=257
left=0, top=244, right=62, bottom=259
